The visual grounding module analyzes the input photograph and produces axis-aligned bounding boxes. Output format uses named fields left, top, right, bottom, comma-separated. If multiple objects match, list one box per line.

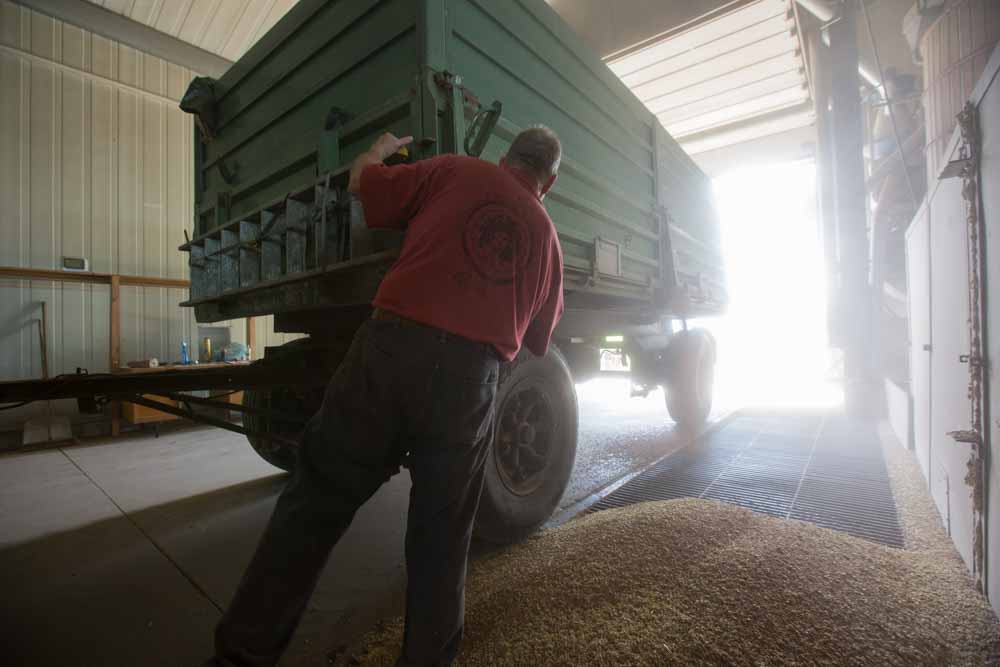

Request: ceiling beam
left=795, top=0, right=838, bottom=23
left=13, top=0, right=233, bottom=78
left=679, top=101, right=815, bottom=155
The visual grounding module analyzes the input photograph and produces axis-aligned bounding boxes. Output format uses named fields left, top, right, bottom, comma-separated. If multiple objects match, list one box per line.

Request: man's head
left=500, top=126, right=561, bottom=198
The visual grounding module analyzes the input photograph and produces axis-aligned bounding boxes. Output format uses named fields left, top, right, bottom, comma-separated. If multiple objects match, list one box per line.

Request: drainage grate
left=589, top=412, right=905, bottom=548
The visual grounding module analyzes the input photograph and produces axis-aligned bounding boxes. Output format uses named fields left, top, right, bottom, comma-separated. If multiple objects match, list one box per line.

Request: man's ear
left=540, top=173, right=557, bottom=198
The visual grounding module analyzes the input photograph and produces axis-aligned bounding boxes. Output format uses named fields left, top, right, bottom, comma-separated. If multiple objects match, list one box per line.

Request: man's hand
left=348, top=133, right=414, bottom=193
left=370, top=132, right=413, bottom=161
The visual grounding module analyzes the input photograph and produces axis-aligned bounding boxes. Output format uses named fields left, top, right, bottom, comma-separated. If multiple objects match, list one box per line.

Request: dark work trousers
left=214, top=318, right=499, bottom=667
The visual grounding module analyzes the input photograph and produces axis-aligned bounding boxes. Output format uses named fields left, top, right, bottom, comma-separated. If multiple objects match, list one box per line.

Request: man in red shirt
left=212, top=127, right=564, bottom=667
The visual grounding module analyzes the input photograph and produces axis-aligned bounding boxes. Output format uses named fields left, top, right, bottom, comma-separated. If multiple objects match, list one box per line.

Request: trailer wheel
left=242, top=387, right=304, bottom=471
left=663, top=328, right=716, bottom=428
left=242, top=337, right=343, bottom=471
left=475, top=345, right=578, bottom=544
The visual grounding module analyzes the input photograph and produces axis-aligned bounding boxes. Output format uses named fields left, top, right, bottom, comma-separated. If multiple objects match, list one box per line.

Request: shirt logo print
left=462, top=203, right=530, bottom=285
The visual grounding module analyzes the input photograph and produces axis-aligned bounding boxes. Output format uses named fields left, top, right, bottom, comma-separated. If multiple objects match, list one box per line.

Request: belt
left=370, top=308, right=499, bottom=359
left=371, top=307, right=419, bottom=325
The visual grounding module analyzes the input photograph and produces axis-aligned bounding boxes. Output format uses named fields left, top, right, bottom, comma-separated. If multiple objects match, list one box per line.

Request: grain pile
left=349, top=498, right=1000, bottom=666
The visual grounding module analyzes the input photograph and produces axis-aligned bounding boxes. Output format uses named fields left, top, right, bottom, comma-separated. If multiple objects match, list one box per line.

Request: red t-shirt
left=359, top=154, right=563, bottom=361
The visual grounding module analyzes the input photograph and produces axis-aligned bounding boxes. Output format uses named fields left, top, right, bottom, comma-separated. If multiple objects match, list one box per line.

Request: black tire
left=242, top=337, right=343, bottom=471
left=664, top=328, right=716, bottom=428
left=243, top=387, right=300, bottom=471
left=474, top=345, right=578, bottom=544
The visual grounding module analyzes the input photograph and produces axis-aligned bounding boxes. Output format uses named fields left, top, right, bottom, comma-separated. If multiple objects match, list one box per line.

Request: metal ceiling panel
left=128, top=0, right=161, bottom=24
left=607, top=0, right=786, bottom=75
left=616, top=13, right=790, bottom=89
left=82, top=0, right=299, bottom=61
left=101, top=0, right=130, bottom=13
left=656, top=69, right=804, bottom=124
left=643, top=52, right=801, bottom=114
left=680, top=104, right=814, bottom=155
left=607, top=0, right=812, bottom=152
left=666, top=84, right=808, bottom=136
left=627, top=33, right=796, bottom=101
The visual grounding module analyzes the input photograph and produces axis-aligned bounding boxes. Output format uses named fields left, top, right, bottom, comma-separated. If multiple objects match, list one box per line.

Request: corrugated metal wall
left=0, top=0, right=198, bottom=374
left=0, top=0, right=295, bottom=431
left=920, top=0, right=1000, bottom=187
left=926, top=172, right=973, bottom=568
left=904, top=203, right=930, bottom=476
left=907, top=28, right=999, bottom=593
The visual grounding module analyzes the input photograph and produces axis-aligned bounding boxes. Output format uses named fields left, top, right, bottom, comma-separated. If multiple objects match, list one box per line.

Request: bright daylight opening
left=577, top=159, right=842, bottom=414
left=708, top=158, right=841, bottom=410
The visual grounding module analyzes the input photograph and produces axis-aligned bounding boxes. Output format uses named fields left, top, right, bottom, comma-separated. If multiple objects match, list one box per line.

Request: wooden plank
left=0, top=266, right=190, bottom=288
left=118, top=275, right=190, bottom=288
left=38, top=301, right=49, bottom=380
left=0, top=266, right=108, bottom=285
left=110, top=273, right=121, bottom=439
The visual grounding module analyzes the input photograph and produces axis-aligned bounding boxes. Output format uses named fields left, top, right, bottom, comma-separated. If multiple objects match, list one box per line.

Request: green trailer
left=178, top=0, right=727, bottom=542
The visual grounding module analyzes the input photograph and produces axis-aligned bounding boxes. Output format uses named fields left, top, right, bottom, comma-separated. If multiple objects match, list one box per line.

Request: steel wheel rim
left=495, top=379, right=558, bottom=496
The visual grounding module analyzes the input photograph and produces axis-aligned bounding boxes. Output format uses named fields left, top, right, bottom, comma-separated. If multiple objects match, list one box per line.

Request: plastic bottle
left=181, top=340, right=190, bottom=365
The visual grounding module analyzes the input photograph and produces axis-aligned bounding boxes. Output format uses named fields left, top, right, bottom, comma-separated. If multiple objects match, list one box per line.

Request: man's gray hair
left=506, top=126, right=561, bottom=182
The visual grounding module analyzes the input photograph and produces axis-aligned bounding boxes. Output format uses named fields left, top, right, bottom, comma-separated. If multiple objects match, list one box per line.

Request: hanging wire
left=859, top=0, right=921, bottom=213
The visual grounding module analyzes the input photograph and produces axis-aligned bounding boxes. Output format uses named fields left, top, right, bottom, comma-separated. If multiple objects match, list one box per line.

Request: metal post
left=109, top=275, right=121, bottom=370
left=38, top=301, right=49, bottom=379
left=810, top=29, right=841, bottom=348
left=828, top=2, right=876, bottom=415
left=246, top=316, right=256, bottom=360
left=110, top=274, right=121, bottom=436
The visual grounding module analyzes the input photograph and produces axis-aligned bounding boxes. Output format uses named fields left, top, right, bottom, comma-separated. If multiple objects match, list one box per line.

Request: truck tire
left=664, top=328, right=716, bottom=429
left=475, top=345, right=578, bottom=544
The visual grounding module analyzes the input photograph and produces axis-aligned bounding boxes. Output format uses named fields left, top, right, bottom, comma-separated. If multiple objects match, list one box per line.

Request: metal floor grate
left=589, top=412, right=905, bottom=548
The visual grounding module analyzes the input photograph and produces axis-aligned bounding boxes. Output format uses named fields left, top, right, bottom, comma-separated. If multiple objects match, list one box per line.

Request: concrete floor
left=0, top=379, right=712, bottom=666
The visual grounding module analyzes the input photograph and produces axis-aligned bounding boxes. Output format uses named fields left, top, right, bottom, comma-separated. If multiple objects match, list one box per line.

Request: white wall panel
left=928, top=174, right=975, bottom=569
left=0, top=1, right=265, bottom=431
left=905, top=205, right=931, bottom=474
left=905, top=44, right=1000, bottom=586
left=903, top=150, right=976, bottom=575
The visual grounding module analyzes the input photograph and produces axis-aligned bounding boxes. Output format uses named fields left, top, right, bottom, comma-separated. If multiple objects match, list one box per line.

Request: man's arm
left=347, top=132, right=412, bottom=194
left=523, top=250, right=565, bottom=357
left=349, top=133, right=452, bottom=230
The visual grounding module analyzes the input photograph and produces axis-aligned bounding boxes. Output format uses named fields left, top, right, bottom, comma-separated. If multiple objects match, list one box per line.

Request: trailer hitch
left=126, top=393, right=299, bottom=447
